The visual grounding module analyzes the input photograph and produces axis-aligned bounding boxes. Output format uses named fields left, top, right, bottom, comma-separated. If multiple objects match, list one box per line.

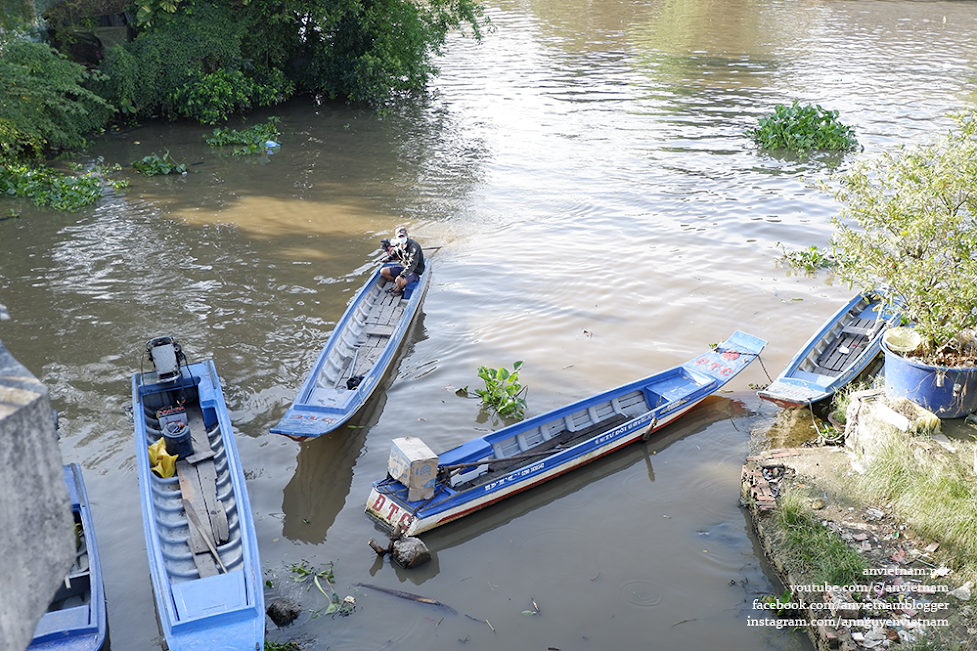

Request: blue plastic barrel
left=882, top=342, right=977, bottom=419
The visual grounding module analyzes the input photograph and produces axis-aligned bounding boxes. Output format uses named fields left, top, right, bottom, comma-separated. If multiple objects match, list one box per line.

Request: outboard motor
left=146, top=336, right=186, bottom=383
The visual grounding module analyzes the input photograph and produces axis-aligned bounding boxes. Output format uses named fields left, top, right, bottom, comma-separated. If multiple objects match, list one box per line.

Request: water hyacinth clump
left=749, top=102, right=859, bottom=154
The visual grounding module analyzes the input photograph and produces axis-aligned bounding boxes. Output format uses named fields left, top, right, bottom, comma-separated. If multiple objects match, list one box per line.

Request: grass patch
left=770, top=488, right=867, bottom=586
left=857, top=434, right=977, bottom=571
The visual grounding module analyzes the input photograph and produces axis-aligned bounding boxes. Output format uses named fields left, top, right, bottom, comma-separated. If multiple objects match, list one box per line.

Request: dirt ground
left=743, top=407, right=977, bottom=651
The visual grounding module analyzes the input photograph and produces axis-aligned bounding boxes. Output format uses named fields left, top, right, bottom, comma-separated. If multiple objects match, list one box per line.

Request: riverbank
left=742, top=391, right=977, bottom=651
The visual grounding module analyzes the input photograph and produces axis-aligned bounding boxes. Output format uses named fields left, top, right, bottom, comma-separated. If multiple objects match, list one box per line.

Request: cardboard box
left=388, top=437, right=438, bottom=502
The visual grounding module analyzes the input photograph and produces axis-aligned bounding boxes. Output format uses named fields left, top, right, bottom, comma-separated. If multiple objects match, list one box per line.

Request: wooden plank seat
left=816, top=317, right=877, bottom=372
left=364, top=324, right=394, bottom=337
left=175, top=404, right=228, bottom=578
left=841, top=324, right=878, bottom=337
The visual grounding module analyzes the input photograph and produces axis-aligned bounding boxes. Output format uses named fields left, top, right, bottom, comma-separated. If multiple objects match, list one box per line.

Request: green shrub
left=94, top=2, right=249, bottom=121
left=749, top=102, right=858, bottom=154
left=170, top=70, right=294, bottom=124
left=825, top=113, right=977, bottom=362
left=0, top=32, right=113, bottom=161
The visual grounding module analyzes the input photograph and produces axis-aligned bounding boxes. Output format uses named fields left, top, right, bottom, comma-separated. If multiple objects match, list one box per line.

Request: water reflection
left=282, top=429, right=369, bottom=543
left=280, top=309, right=430, bottom=542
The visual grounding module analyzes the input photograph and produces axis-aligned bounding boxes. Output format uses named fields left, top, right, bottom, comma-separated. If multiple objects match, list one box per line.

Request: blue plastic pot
left=882, top=341, right=977, bottom=419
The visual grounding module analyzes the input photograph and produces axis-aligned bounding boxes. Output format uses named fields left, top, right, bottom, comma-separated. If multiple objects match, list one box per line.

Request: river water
left=2, top=0, right=976, bottom=649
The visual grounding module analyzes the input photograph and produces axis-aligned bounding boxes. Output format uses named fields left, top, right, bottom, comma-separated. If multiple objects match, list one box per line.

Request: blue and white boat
left=272, top=260, right=432, bottom=441
left=366, top=331, right=766, bottom=536
left=757, top=293, right=899, bottom=408
left=132, top=337, right=264, bottom=651
left=28, top=464, right=107, bottom=651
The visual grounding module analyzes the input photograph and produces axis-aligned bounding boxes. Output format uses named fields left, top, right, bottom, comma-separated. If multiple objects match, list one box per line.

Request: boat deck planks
left=456, top=412, right=633, bottom=489
left=757, top=293, right=899, bottom=408
left=273, top=262, right=432, bottom=440
left=816, top=316, right=876, bottom=372
left=176, top=460, right=220, bottom=578
left=352, top=289, right=404, bottom=377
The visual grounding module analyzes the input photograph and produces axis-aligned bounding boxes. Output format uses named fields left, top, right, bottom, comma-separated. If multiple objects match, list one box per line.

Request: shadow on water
left=281, top=308, right=430, bottom=543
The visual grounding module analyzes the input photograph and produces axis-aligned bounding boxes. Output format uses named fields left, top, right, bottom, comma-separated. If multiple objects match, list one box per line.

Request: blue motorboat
left=366, top=331, right=766, bottom=536
left=132, top=337, right=264, bottom=651
left=271, top=260, right=432, bottom=441
left=28, top=464, right=107, bottom=651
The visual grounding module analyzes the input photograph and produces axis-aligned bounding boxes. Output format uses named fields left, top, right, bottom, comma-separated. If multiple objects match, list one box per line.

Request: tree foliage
left=0, top=0, right=486, bottom=167
left=97, top=0, right=485, bottom=122
left=825, top=113, right=977, bottom=361
left=0, top=31, right=114, bottom=161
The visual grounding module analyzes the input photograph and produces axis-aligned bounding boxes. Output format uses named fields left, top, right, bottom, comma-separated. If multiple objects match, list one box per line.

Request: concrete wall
left=0, top=341, right=75, bottom=651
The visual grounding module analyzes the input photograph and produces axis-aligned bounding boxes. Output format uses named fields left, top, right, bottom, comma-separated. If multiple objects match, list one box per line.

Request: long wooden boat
left=271, top=260, right=432, bottom=441
left=132, top=337, right=264, bottom=651
left=366, top=331, right=766, bottom=536
left=757, top=293, right=899, bottom=408
left=28, top=464, right=107, bottom=651
left=423, top=396, right=754, bottom=552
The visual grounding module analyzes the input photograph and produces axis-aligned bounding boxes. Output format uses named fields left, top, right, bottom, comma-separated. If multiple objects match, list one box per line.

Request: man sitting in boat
left=380, top=226, right=425, bottom=295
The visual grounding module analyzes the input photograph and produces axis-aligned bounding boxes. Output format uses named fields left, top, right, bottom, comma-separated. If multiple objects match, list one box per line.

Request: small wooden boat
left=366, top=331, right=766, bottom=536
left=28, top=464, right=107, bottom=651
left=132, top=337, right=264, bottom=651
left=271, top=260, right=432, bottom=441
left=757, top=293, right=899, bottom=408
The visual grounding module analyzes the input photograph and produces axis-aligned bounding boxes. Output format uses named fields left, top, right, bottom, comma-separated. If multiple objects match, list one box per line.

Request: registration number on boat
left=483, top=462, right=545, bottom=491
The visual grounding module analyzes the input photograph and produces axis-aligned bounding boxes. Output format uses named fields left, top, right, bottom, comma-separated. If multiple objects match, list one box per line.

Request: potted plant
left=823, top=112, right=977, bottom=418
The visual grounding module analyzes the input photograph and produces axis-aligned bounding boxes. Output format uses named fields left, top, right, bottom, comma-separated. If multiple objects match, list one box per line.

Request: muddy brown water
left=2, top=0, right=976, bottom=648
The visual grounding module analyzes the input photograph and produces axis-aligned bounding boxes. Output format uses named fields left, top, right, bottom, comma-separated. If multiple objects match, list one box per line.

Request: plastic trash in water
left=265, top=140, right=280, bottom=155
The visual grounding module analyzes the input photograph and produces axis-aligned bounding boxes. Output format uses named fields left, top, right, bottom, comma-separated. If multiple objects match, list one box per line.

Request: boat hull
left=757, top=293, right=898, bottom=408
left=29, top=464, right=107, bottom=651
left=367, top=331, right=766, bottom=536
left=133, top=360, right=264, bottom=651
left=272, top=261, right=432, bottom=440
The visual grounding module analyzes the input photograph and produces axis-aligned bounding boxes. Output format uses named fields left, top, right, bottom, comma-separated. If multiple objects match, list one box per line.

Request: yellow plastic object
left=884, top=327, right=922, bottom=354
left=148, top=437, right=177, bottom=478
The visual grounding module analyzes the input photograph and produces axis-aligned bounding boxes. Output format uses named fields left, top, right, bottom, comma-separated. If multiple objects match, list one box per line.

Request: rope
left=756, top=353, right=774, bottom=383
